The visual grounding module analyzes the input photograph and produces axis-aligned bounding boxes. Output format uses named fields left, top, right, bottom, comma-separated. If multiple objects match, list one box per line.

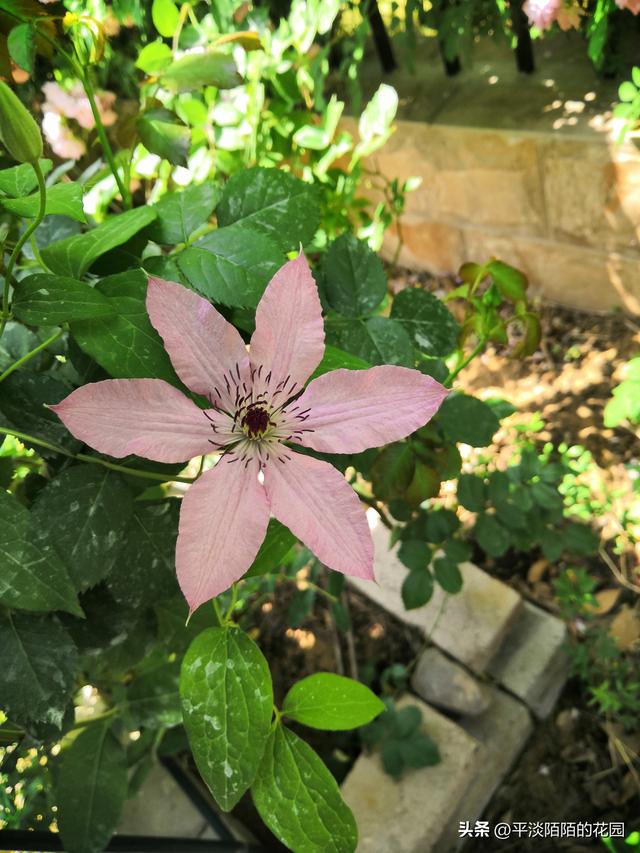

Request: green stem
left=445, top=339, right=486, bottom=388
left=78, top=66, right=131, bottom=208
left=0, top=425, right=194, bottom=484
left=0, top=326, right=65, bottom=383
left=224, top=583, right=239, bottom=622
left=352, top=485, right=393, bottom=530
left=212, top=598, right=225, bottom=626
left=30, top=234, right=54, bottom=273
left=0, top=160, right=47, bottom=337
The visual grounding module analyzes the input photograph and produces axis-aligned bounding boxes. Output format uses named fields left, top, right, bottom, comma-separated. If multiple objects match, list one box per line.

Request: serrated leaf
left=390, top=288, right=459, bottom=357
left=0, top=489, right=81, bottom=615
left=106, top=499, right=180, bottom=607
left=0, top=610, right=77, bottom=726
left=216, top=167, right=320, bottom=251
left=0, top=159, right=52, bottom=197
left=457, top=473, right=486, bottom=512
left=148, top=182, right=220, bottom=244
left=433, top=556, right=462, bottom=593
left=329, top=316, right=415, bottom=367
left=282, top=673, right=384, bottom=730
left=70, top=269, right=180, bottom=384
left=244, top=519, right=296, bottom=579
left=437, top=394, right=500, bottom=447
left=323, top=233, right=386, bottom=317
left=160, top=49, right=241, bottom=91
left=175, top=223, right=283, bottom=308
left=1, top=182, right=85, bottom=222
left=181, top=626, right=273, bottom=811
left=401, top=567, right=434, bottom=609
left=252, top=724, right=357, bottom=853
left=474, top=514, right=511, bottom=557
left=41, top=207, right=157, bottom=278
left=13, top=274, right=114, bottom=325
left=56, top=723, right=128, bottom=853
left=31, top=466, right=134, bottom=592
left=138, top=107, right=191, bottom=166
left=370, top=443, right=415, bottom=500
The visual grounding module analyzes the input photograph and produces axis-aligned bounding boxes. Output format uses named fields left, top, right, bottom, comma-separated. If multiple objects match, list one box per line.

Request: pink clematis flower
left=52, top=255, right=448, bottom=612
left=523, top=0, right=560, bottom=29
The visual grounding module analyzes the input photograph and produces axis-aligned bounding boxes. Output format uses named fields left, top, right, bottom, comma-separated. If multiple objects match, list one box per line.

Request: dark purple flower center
left=241, top=405, right=270, bottom=438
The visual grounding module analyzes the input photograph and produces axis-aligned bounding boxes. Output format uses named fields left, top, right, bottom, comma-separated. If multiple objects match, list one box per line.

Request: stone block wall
left=351, top=118, right=640, bottom=315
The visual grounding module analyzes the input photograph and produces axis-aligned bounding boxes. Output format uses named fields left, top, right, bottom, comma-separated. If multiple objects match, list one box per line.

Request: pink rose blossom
left=523, top=0, right=560, bottom=29
left=52, top=256, right=448, bottom=612
left=41, top=112, right=86, bottom=160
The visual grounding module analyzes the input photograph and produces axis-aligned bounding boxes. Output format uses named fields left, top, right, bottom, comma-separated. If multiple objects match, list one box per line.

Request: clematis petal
left=51, top=379, right=226, bottom=463
left=249, top=253, right=324, bottom=398
left=286, top=366, right=449, bottom=453
left=264, top=451, right=373, bottom=580
left=146, top=276, right=250, bottom=407
left=176, top=458, right=270, bottom=612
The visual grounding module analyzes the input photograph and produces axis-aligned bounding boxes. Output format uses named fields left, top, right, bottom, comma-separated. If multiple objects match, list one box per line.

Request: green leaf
left=437, top=394, right=500, bottom=447
left=181, top=626, right=273, bottom=811
left=330, top=316, right=415, bottom=367
left=13, top=274, right=115, bottom=325
left=457, top=474, right=486, bottom=512
left=425, top=508, right=460, bottom=542
left=0, top=159, right=52, bottom=197
left=7, top=23, right=34, bottom=73
left=443, top=538, right=471, bottom=563
left=160, top=49, right=242, bottom=92
left=31, top=466, right=134, bottom=592
left=125, top=656, right=181, bottom=727
left=136, top=40, right=173, bottom=73
left=391, top=288, right=459, bottom=357
left=323, top=234, right=386, bottom=317
left=216, top=167, right=321, bottom=251
left=401, top=567, right=434, bottom=609
left=309, top=344, right=369, bottom=381
left=252, top=724, right=357, bottom=853
left=619, top=80, right=637, bottom=102
left=148, top=182, right=220, bottom=244
left=531, top=481, right=563, bottom=510
left=474, top=514, right=511, bottom=557
left=70, top=269, right=180, bottom=384
left=244, top=519, right=296, bottom=578
left=1, top=182, right=86, bottom=222
left=138, top=107, right=191, bottom=167
left=175, top=223, right=283, bottom=308
left=564, top=522, right=599, bottom=555
left=397, top=539, right=430, bottom=572
left=370, top=443, right=415, bottom=500
left=151, top=0, right=180, bottom=37
left=41, top=207, right=157, bottom=278
left=282, top=673, right=384, bottom=730
left=56, top=724, right=128, bottom=853
left=106, top=500, right=180, bottom=607
left=399, top=730, right=440, bottom=768
left=0, top=610, right=77, bottom=726
left=0, top=489, right=81, bottom=616
left=433, top=556, right=463, bottom=593
left=487, top=260, right=528, bottom=302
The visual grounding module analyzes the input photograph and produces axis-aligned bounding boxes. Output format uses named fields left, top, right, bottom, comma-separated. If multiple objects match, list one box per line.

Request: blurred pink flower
left=52, top=255, right=448, bottom=612
left=523, top=0, right=560, bottom=29
left=42, top=81, right=117, bottom=129
left=41, top=112, right=86, bottom=160
left=615, top=0, right=640, bottom=13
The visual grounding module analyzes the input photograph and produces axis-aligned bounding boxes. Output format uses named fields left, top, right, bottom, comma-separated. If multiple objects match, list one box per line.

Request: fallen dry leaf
left=528, top=558, right=550, bottom=584
left=609, top=604, right=640, bottom=651
left=584, top=587, right=622, bottom=616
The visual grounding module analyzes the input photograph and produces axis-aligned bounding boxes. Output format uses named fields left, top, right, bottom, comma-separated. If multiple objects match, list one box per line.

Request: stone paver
left=350, top=515, right=522, bottom=673
left=411, top=647, right=492, bottom=716
left=435, top=688, right=533, bottom=852
left=487, top=601, right=570, bottom=718
left=341, top=696, right=483, bottom=853
left=117, top=761, right=218, bottom=840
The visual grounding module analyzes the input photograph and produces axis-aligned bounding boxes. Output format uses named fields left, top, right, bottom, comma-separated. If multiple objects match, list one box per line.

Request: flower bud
left=0, top=81, right=43, bottom=164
